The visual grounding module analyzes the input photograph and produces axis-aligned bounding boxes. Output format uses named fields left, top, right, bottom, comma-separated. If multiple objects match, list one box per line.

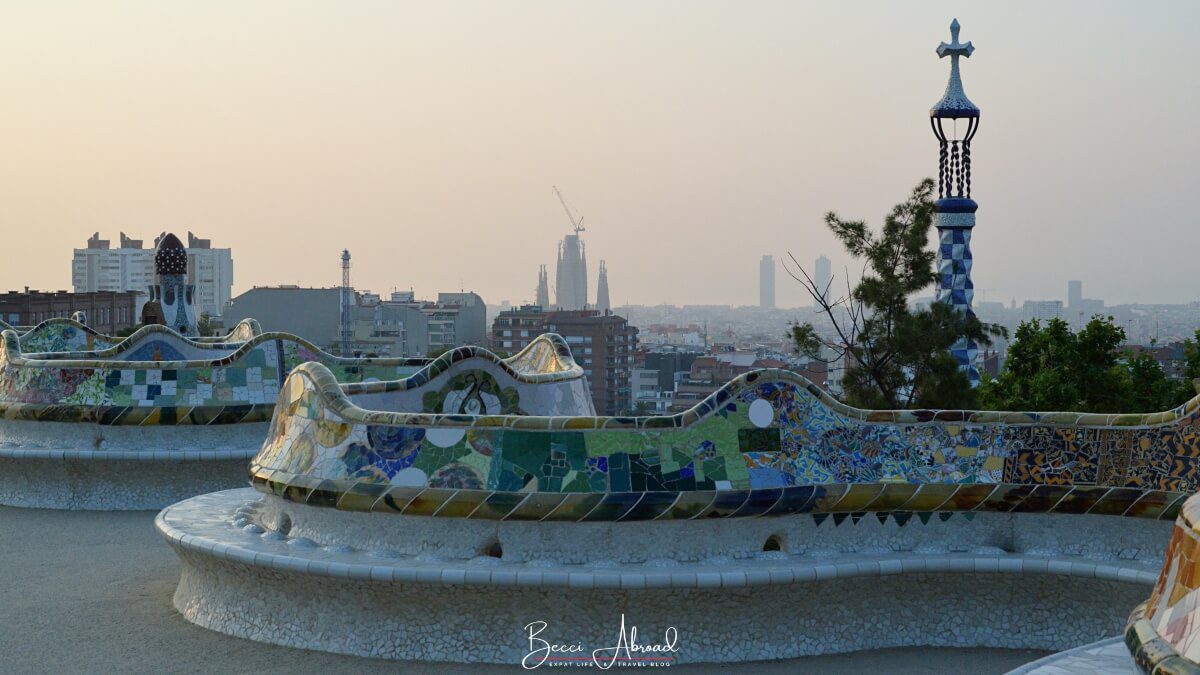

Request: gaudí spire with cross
left=930, top=18, right=981, bottom=385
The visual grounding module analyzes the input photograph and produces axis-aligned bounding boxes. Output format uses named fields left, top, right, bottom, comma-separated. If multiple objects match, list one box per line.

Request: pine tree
left=789, top=178, right=1004, bottom=409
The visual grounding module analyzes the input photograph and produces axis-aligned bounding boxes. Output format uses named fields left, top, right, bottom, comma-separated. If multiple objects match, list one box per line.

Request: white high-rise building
left=1022, top=300, right=1064, bottom=322
left=72, top=231, right=233, bottom=318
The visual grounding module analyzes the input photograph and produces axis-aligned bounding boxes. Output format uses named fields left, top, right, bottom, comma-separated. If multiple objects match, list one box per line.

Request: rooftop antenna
left=552, top=185, right=585, bottom=235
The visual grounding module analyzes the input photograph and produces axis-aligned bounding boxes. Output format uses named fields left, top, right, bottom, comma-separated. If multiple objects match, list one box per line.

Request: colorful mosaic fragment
left=1126, top=493, right=1200, bottom=672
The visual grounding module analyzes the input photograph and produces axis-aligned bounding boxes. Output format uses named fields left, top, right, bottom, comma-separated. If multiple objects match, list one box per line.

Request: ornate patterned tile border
left=0, top=330, right=581, bottom=426
left=249, top=362, right=1200, bottom=516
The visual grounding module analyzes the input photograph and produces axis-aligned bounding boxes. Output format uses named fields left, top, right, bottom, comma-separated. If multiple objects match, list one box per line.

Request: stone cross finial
left=930, top=18, right=979, bottom=119
left=937, top=19, right=974, bottom=60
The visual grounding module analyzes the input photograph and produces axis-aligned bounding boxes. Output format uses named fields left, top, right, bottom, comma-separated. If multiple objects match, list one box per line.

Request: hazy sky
left=2, top=2, right=1197, bottom=308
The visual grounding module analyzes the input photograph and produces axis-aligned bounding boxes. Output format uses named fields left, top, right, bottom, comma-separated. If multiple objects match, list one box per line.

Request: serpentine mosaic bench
left=159, top=363, right=1200, bottom=664
left=0, top=330, right=588, bottom=509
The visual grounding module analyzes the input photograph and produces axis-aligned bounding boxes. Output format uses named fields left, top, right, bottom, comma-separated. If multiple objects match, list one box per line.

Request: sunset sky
left=1, top=1, right=1196, bottom=308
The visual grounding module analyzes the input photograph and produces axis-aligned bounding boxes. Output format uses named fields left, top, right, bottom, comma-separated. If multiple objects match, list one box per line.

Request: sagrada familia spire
left=535, top=264, right=550, bottom=308
left=595, top=260, right=610, bottom=313
left=555, top=233, right=588, bottom=311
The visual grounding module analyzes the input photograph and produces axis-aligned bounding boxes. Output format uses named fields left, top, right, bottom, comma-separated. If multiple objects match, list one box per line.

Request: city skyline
left=31, top=223, right=1180, bottom=315
left=3, top=2, right=1198, bottom=307
left=29, top=223, right=1183, bottom=313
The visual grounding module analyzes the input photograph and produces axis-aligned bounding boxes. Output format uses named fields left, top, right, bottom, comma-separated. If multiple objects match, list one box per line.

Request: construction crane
left=552, top=185, right=585, bottom=235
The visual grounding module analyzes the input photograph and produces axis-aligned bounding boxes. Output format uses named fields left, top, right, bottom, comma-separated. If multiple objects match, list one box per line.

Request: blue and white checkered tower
left=930, top=19, right=981, bottom=385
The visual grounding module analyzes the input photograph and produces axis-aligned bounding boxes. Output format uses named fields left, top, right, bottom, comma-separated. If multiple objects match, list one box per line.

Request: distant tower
left=759, top=255, right=776, bottom=309
left=596, top=260, right=611, bottom=313
left=931, top=18, right=982, bottom=385
left=340, top=249, right=353, bottom=356
left=536, top=265, right=550, bottom=307
left=1068, top=280, right=1082, bottom=310
left=150, top=232, right=197, bottom=336
left=814, top=255, right=832, bottom=301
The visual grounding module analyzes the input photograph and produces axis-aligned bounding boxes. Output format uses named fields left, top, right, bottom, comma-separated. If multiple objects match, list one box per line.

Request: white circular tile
left=748, top=399, right=774, bottom=428
left=392, top=467, right=428, bottom=487
left=425, top=428, right=466, bottom=448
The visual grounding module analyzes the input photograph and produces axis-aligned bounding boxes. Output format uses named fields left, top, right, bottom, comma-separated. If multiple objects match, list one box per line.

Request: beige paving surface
left=0, top=506, right=1048, bottom=673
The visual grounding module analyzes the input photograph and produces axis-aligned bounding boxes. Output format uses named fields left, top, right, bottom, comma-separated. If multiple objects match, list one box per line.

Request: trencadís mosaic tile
left=1126, top=492, right=1200, bottom=673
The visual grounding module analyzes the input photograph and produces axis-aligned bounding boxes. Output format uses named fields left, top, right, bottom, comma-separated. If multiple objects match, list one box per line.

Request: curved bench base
left=161, top=489, right=1161, bottom=664
left=0, top=420, right=265, bottom=510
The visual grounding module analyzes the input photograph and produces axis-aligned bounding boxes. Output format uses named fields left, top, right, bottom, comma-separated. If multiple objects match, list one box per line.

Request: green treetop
left=979, top=319, right=1200, bottom=413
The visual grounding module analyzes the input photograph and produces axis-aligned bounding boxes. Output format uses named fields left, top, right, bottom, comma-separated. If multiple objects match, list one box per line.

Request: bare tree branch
left=784, top=252, right=874, bottom=375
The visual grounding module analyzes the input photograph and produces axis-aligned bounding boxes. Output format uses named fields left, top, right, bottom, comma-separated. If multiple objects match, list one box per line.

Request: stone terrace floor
left=0, top=506, right=1053, bottom=673
left=1009, top=637, right=1136, bottom=674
